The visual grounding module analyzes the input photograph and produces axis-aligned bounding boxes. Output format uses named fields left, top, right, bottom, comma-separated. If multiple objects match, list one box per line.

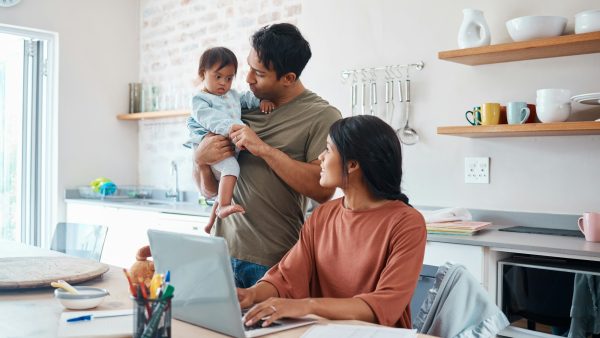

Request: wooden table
left=0, top=240, right=433, bottom=337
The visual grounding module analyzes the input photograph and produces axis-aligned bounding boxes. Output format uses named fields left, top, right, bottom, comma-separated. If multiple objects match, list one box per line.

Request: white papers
left=301, top=324, right=417, bottom=338
left=57, top=309, right=133, bottom=338
left=419, top=207, right=472, bottom=223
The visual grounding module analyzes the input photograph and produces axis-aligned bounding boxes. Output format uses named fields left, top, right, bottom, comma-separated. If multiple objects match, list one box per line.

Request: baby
left=185, top=47, right=274, bottom=233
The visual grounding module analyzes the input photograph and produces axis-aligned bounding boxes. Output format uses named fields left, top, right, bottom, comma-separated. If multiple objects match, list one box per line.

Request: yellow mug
left=478, top=103, right=501, bottom=125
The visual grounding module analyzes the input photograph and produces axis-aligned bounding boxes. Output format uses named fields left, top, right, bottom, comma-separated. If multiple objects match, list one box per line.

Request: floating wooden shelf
left=117, top=110, right=190, bottom=120
left=438, top=31, right=600, bottom=65
left=437, top=121, right=600, bottom=138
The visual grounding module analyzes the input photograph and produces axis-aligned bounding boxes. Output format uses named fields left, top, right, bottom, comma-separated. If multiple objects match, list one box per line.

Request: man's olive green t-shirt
left=214, top=90, right=341, bottom=267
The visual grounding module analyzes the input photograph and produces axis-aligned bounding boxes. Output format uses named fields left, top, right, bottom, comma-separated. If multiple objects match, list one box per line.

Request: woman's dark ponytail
left=329, top=115, right=411, bottom=206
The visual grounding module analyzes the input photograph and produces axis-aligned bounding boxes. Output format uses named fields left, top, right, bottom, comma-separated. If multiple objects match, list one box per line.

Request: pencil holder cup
left=132, top=296, right=172, bottom=338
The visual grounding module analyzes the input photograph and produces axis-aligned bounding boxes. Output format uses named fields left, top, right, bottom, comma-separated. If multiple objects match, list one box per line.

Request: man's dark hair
left=198, top=47, right=238, bottom=79
left=251, top=23, right=311, bottom=79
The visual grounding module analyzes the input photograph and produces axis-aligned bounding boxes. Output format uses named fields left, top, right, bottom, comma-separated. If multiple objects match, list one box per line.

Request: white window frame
left=0, top=23, right=58, bottom=247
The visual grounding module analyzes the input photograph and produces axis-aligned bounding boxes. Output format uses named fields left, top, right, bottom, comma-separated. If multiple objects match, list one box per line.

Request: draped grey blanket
left=413, top=262, right=509, bottom=338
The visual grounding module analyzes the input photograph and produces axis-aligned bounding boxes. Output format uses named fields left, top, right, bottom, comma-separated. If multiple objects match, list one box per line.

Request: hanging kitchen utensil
left=361, top=81, right=367, bottom=115
left=384, top=80, right=390, bottom=122
left=383, top=67, right=394, bottom=125
left=388, top=79, right=395, bottom=125
left=398, top=75, right=419, bottom=145
left=351, top=79, right=358, bottom=116
left=396, top=78, right=406, bottom=132
left=370, top=78, right=377, bottom=116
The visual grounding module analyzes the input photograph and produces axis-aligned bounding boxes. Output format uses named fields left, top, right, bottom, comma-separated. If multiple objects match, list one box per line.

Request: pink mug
left=578, top=212, right=600, bottom=242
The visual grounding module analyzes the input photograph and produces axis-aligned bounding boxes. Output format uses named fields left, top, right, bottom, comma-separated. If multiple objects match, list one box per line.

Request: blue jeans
left=230, top=258, right=270, bottom=288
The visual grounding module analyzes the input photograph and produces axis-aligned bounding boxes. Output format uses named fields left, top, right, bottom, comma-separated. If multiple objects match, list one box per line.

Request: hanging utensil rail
left=340, top=61, right=424, bottom=80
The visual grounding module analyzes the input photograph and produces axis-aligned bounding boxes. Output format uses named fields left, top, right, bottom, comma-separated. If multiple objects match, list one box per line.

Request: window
left=0, top=24, right=57, bottom=246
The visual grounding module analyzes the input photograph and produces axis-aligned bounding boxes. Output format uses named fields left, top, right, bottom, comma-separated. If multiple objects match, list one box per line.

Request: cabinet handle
left=192, top=226, right=198, bottom=230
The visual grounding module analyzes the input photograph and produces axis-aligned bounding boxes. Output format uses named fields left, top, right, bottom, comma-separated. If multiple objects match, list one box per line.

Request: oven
left=498, top=255, right=600, bottom=338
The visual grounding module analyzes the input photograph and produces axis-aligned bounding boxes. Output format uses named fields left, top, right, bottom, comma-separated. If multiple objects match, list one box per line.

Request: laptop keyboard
left=244, top=319, right=282, bottom=331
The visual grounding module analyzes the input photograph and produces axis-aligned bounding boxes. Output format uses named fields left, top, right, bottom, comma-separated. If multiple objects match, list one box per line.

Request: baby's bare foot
left=204, top=202, right=219, bottom=234
left=217, top=204, right=245, bottom=219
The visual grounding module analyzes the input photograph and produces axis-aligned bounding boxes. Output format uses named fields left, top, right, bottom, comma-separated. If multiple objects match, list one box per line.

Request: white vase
left=458, top=9, right=491, bottom=49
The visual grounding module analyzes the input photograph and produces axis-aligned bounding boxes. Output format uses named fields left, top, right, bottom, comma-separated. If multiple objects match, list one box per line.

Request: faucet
left=165, top=160, right=181, bottom=201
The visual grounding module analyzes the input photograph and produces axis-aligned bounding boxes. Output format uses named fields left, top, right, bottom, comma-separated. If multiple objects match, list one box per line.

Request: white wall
left=299, top=0, right=600, bottom=214
left=0, top=1, right=140, bottom=220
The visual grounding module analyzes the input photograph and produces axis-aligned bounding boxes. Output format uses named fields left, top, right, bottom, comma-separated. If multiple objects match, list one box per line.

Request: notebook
left=147, top=229, right=316, bottom=338
left=57, top=309, right=132, bottom=338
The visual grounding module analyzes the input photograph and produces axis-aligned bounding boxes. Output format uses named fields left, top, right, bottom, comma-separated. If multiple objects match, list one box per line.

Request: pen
left=66, top=313, right=132, bottom=322
left=150, top=274, right=162, bottom=299
left=123, top=268, right=137, bottom=297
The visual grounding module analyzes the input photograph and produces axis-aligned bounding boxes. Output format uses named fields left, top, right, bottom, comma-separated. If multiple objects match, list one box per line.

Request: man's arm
left=263, top=150, right=333, bottom=203
left=229, top=125, right=334, bottom=203
left=192, top=134, right=235, bottom=198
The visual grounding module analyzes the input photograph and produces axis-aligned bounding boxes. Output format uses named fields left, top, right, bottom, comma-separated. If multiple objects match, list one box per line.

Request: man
left=193, top=23, right=341, bottom=288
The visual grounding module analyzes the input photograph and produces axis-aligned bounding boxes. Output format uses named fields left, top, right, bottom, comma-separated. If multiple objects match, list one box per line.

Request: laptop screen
left=147, top=230, right=316, bottom=338
left=148, top=230, right=247, bottom=338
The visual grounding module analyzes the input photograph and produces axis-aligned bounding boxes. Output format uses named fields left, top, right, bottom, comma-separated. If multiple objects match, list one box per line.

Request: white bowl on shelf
left=575, top=9, right=600, bottom=34
left=506, top=16, right=567, bottom=42
left=55, top=286, right=109, bottom=310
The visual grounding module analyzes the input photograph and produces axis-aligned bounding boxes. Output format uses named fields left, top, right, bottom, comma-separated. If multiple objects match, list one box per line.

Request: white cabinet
left=154, top=213, right=208, bottom=235
left=424, top=241, right=485, bottom=284
left=66, top=202, right=209, bottom=268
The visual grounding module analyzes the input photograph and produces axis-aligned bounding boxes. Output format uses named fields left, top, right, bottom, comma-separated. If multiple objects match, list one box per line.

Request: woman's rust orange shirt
left=260, top=197, right=427, bottom=328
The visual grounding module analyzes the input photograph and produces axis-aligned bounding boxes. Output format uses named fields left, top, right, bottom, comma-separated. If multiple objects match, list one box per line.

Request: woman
left=238, top=115, right=426, bottom=328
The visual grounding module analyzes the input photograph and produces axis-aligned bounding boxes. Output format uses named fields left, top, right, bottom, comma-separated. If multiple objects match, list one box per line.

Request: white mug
left=536, top=89, right=571, bottom=123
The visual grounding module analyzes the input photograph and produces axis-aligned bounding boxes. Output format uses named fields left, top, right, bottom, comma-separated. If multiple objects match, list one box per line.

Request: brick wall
left=138, top=0, right=302, bottom=192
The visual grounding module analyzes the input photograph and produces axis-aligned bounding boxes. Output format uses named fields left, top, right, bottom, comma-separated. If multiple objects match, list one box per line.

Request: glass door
left=0, top=32, right=24, bottom=242
left=0, top=25, right=57, bottom=246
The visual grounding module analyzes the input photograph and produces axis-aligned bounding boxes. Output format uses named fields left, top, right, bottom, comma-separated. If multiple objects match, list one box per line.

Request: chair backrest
left=50, top=223, right=108, bottom=261
left=413, top=262, right=509, bottom=338
left=411, top=264, right=438, bottom=327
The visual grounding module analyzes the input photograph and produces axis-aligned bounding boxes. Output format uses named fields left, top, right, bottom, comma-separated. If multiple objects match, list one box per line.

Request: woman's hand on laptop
left=243, top=298, right=310, bottom=328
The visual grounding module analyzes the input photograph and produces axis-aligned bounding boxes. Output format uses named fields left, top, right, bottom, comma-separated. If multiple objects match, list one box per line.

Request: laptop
left=147, top=229, right=316, bottom=338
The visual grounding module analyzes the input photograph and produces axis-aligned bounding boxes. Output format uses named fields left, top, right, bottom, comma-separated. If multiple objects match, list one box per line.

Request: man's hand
left=243, top=297, right=311, bottom=328
left=193, top=133, right=235, bottom=166
left=229, top=124, right=270, bottom=157
left=260, top=100, right=275, bottom=114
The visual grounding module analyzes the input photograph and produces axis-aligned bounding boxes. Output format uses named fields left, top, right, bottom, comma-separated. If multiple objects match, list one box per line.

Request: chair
left=411, top=264, right=438, bottom=328
left=413, top=262, right=509, bottom=338
left=50, top=222, right=108, bottom=261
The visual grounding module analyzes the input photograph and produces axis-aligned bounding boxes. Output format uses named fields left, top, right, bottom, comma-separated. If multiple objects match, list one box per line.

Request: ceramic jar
left=458, top=9, right=491, bottom=49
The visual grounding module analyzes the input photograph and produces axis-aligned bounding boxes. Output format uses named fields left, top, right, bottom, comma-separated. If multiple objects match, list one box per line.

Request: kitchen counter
left=427, top=224, right=600, bottom=261
left=66, top=197, right=600, bottom=260
left=64, top=198, right=213, bottom=217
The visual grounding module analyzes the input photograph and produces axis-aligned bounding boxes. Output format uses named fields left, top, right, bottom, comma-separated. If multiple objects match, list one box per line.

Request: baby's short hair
left=198, top=47, right=238, bottom=79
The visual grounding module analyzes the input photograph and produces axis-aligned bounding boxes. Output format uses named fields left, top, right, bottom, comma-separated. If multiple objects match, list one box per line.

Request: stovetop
left=499, top=226, right=584, bottom=238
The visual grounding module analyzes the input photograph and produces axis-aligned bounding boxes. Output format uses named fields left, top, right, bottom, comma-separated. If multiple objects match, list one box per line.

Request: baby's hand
left=260, top=100, right=275, bottom=114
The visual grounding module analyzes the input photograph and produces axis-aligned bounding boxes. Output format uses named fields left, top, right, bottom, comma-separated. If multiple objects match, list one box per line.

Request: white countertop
left=428, top=225, right=600, bottom=260
left=65, top=198, right=213, bottom=217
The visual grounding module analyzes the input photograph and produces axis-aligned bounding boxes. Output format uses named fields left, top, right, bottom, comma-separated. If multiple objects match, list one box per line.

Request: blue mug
left=506, top=102, right=530, bottom=125
left=465, top=107, right=481, bottom=126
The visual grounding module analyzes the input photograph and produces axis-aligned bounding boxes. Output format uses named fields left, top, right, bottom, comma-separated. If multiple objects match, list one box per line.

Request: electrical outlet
left=464, top=157, right=490, bottom=184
